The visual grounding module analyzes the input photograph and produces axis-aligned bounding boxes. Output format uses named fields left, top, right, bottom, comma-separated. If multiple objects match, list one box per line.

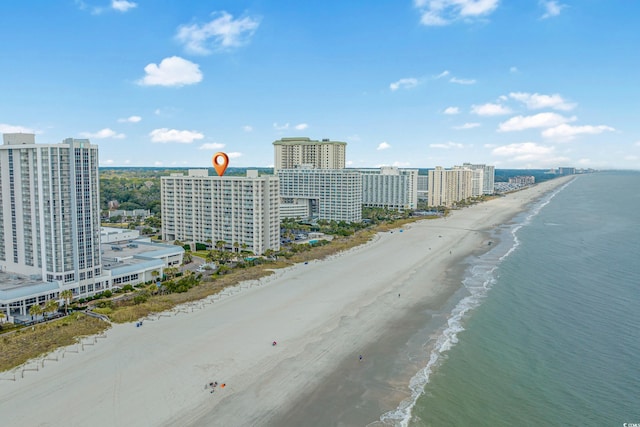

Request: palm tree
left=44, top=299, right=59, bottom=319
left=60, top=289, right=73, bottom=315
left=183, top=251, right=193, bottom=264
left=205, top=250, right=216, bottom=264
left=215, top=240, right=226, bottom=251
left=151, top=270, right=160, bottom=282
left=29, top=304, right=43, bottom=321
left=0, top=310, right=6, bottom=324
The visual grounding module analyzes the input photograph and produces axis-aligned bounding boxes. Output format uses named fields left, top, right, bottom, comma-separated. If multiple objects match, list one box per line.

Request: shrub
left=122, top=285, right=134, bottom=292
left=133, top=294, right=149, bottom=305
left=102, top=290, right=113, bottom=298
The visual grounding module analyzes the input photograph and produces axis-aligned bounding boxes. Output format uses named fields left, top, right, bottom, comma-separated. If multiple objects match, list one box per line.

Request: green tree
left=183, top=251, right=193, bottom=264
left=29, top=304, right=43, bottom=321
left=44, top=299, right=59, bottom=318
left=60, top=289, right=73, bottom=315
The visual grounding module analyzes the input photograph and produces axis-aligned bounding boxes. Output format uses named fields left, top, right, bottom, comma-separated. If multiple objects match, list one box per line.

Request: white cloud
left=227, top=152, right=243, bottom=159
left=510, top=66, right=518, bottom=73
left=430, top=141, right=464, bottom=149
left=117, top=115, right=142, bottom=123
left=273, top=123, right=292, bottom=130
left=101, top=159, right=115, bottom=165
left=390, top=77, right=419, bottom=91
left=415, top=0, right=499, bottom=26
left=435, top=70, right=450, bottom=79
left=377, top=142, right=391, bottom=150
left=149, top=128, right=204, bottom=143
left=542, top=124, right=615, bottom=141
left=243, top=125, right=253, bottom=132
left=491, top=142, right=570, bottom=166
left=509, top=92, right=575, bottom=111
left=454, top=122, right=481, bottom=129
left=443, top=106, right=460, bottom=115
left=635, top=141, right=640, bottom=147
left=154, top=161, right=163, bottom=166
left=498, top=112, right=575, bottom=132
left=540, top=0, right=565, bottom=19
left=392, top=161, right=411, bottom=167
left=0, top=123, right=35, bottom=133
left=176, top=11, right=260, bottom=55
left=80, top=128, right=125, bottom=139
left=450, top=77, right=476, bottom=85
left=625, top=155, right=639, bottom=161
left=471, top=103, right=512, bottom=116
left=198, top=142, right=226, bottom=150
left=111, top=0, right=136, bottom=12
left=138, top=56, right=203, bottom=87
left=295, top=123, right=308, bottom=130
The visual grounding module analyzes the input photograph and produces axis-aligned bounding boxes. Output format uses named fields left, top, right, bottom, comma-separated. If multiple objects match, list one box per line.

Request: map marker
left=212, top=152, right=229, bottom=176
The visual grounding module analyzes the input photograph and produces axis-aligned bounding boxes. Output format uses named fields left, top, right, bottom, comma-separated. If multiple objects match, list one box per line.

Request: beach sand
left=0, top=177, right=572, bottom=427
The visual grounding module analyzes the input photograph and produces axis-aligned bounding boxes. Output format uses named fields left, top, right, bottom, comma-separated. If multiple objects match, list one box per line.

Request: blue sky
left=1, top=0, right=638, bottom=170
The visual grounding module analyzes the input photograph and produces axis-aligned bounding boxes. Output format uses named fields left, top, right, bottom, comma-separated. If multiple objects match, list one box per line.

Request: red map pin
left=212, top=152, right=229, bottom=176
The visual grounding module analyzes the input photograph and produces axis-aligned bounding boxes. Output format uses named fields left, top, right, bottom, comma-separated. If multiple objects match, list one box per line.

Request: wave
left=379, top=181, right=573, bottom=427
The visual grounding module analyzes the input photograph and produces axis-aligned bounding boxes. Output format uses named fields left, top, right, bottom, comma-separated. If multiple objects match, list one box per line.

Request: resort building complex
left=359, top=167, right=419, bottom=211
left=273, top=137, right=346, bottom=173
left=161, top=169, right=280, bottom=255
left=278, top=167, right=362, bottom=222
left=0, top=134, right=182, bottom=321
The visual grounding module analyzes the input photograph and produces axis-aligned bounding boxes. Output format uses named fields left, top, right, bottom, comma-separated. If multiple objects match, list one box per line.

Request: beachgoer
left=359, top=355, right=363, bottom=361
left=221, top=383, right=226, bottom=388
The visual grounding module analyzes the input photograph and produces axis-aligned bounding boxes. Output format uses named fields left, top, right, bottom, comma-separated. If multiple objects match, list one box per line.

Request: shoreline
left=0, top=177, right=573, bottom=427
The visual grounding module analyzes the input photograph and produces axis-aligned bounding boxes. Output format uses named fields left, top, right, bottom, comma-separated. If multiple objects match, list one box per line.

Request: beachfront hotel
left=462, top=163, right=495, bottom=195
left=428, top=166, right=473, bottom=208
left=160, top=169, right=280, bottom=255
left=359, top=167, right=419, bottom=211
left=0, top=134, right=182, bottom=322
left=273, top=137, right=346, bottom=173
left=278, top=167, right=362, bottom=222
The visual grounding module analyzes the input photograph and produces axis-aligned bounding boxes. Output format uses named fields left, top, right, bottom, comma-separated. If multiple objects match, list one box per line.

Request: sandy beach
left=0, top=177, right=572, bottom=427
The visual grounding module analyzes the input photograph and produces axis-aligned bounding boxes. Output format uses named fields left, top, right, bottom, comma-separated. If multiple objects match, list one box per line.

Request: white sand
left=0, top=177, right=572, bottom=427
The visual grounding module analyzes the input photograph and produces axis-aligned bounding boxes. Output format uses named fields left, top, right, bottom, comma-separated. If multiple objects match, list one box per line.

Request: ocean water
left=383, top=171, right=640, bottom=426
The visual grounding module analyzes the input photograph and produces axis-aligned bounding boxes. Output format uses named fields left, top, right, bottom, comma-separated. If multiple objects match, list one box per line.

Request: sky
left=1, top=0, right=639, bottom=170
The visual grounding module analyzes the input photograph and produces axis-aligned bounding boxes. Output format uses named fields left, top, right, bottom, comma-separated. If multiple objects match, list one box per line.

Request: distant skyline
left=1, top=1, right=639, bottom=170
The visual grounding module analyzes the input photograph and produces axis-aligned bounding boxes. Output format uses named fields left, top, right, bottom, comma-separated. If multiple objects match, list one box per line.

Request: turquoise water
left=400, top=172, right=640, bottom=426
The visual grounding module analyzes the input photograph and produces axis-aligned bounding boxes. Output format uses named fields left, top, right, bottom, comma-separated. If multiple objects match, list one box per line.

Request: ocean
left=383, top=171, right=640, bottom=426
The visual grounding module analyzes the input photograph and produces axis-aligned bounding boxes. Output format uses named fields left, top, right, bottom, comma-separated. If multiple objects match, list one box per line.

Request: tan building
left=273, top=137, right=346, bottom=173
left=427, top=166, right=474, bottom=208
left=359, top=167, right=419, bottom=210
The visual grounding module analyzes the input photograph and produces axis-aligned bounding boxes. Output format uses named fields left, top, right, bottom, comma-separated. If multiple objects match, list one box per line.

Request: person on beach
left=359, top=355, right=363, bottom=361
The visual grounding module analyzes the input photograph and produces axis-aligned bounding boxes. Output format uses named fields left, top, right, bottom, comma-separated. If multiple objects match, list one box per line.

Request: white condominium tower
left=359, top=167, right=419, bottom=211
left=278, top=167, right=362, bottom=222
left=0, top=134, right=103, bottom=285
left=427, top=166, right=474, bottom=208
left=273, top=137, right=346, bottom=173
left=161, top=170, right=280, bottom=255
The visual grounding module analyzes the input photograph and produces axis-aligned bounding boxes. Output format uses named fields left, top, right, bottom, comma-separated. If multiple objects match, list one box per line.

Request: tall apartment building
left=417, top=175, right=429, bottom=201
left=161, top=170, right=280, bottom=255
left=273, top=137, right=346, bottom=173
left=427, top=166, right=473, bottom=208
left=462, top=163, right=495, bottom=195
left=0, top=134, right=108, bottom=317
left=359, top=167, right=418, bottom=210
left=278, top=167, right=362, bottom=222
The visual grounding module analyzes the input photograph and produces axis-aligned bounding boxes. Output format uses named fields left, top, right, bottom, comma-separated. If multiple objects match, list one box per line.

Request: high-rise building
left=273, top=137, right=346, bottom=173
left=278, top=167, right=362, bottom=222
left=0, top=134, right=109, bottom=318
left=462, top=163, right=495, bottom=195
left=427, top=166, right=473, bottom=208
left=161, top=170, right=280, bottom=255
left=0, top=134, right=103, bottom=282
left=359, top=167, right=418, bottom=210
